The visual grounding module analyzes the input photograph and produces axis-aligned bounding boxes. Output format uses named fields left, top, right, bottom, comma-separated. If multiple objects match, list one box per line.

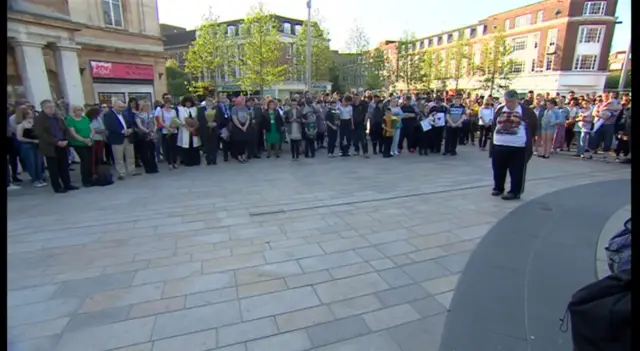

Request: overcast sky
left=157, top=0, right=630, bottom=53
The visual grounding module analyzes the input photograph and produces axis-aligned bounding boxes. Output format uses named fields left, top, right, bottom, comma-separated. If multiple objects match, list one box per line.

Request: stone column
left=12, top=39, right=52, bottom=105
left=53, top=43, right=86, bottom=107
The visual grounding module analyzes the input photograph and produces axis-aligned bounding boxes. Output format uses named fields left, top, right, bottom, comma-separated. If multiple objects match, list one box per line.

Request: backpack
left=561, top=269, right=631, bottom=351
left=605, top=218, right=631, bottom=274
left=92, top=165, right=114, bottom=187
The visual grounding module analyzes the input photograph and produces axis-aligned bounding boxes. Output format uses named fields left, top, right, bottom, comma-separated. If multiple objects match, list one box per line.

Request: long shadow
left=438, top=179, right=630, bottom=351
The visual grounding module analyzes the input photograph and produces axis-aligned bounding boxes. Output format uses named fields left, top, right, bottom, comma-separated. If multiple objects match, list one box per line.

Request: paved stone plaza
left=7, top=146, right=631, bottom=351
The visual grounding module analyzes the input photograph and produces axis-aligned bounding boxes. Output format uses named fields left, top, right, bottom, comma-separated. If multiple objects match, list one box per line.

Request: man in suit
left=216, top=95, right=232, bottom=162
left=283, top=99, right=302, bottom=150
left=245, top=97, right=262, bottom=159
left=103, top=100, right=140, bottom=179
left=197, top=96, right=219, bottom=165
left=33, top=99, right=78, bottom=193
left=252, top=98, right=266, bottom=155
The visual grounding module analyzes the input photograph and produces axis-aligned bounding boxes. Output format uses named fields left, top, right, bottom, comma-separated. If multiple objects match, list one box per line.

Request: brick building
left=162, top=15, right=332, bottom=99
left=378, top=0, right=619, bottom=94
left=7, top=0, right=167, bottom=106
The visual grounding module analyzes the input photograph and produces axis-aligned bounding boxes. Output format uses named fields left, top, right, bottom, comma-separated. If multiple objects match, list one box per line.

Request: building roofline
left=485, top=0, right=547, bottom=19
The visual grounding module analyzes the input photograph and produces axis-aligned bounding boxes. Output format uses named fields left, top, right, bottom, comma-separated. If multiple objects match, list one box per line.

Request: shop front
left=89, top=60, right=156, bottom=105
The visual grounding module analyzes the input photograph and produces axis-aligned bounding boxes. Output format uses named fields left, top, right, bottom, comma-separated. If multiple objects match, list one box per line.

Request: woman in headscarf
left=176, top=95, right=201, bottom=167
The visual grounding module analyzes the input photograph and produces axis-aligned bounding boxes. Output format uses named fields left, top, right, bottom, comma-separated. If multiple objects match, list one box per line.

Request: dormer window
left=227, top=25, right=236, bottom=37
left=294, top=24, right=302, bottom=35
left=283, top=22, right=292, bottom=34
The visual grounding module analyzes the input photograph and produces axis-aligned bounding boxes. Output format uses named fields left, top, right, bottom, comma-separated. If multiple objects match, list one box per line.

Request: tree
left=166, top=61, right=190, bottom=98
left=364, top=47, right=390, bottom=90
left=237, top=4, right=287, bottom=96
left=396, top=32, right=423, bottom=91
left=450, top=37, right=471, bottom=92
left=475, top=28, right=516, bottom=96
left=606, top=70, right=632, bottom=90
left=343, top=23, right=370, bottom=90
left=421, top=49, right=435, bottom=92
left=432, top=51, right=447, bottom=91
left=292, top=22, right=332, bottom=84
left=184, top=14, right=232, bottom=89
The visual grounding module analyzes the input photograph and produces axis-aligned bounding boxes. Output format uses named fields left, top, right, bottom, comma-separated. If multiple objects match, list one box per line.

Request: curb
left=595, top=204, right=631, bottom=279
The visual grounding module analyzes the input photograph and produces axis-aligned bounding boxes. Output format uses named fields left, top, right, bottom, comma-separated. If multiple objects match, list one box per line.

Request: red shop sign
left=90, top=61, right=155, bottom=80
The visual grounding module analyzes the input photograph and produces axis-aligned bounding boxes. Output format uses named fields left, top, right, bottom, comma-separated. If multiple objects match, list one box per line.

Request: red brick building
left=378, top=0, right=619, bottom=94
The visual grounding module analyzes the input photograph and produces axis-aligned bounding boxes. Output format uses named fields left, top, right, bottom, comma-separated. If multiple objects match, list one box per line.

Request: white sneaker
left=33, top=181, right=47, bottom=188
left=8, top=184, right=21, bottom=190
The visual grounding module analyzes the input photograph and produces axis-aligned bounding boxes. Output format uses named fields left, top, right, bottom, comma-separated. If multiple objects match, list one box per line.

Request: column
left=12, top=40, right=52, bottom=105
left=53, top=43, right=85, bottom=107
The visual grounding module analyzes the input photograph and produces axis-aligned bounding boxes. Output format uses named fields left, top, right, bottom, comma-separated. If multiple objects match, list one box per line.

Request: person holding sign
left=427, top=96, right=448, bottom=154
left=489, top=90, right=538, bottom=200
left=444, top=95, right=467, bottom=156
left=418, top=105, right=434, bottom=156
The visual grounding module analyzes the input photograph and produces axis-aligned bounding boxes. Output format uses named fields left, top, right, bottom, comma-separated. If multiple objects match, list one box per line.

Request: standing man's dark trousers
left=352, top=125, right=369, bottom=155
left=491, top=145, right=527, bottom=197
left=222, top=138, right=233, bottom=161
left=370, top=123, right=383, bottom=154
left=46, top=146, right=73, bottom=192
left=430, top=127, right=444, bottom=153
left=444, top=126, right=461, bottom=154
left=246, top=126, right=260, bottom=159
left=339, top=123, right=352, bottom=156
left=201, top=129, right=219, bottom=165
left=327, top=127, right=338, bottom=155
left=304, top=136, right=316, bottom=158
left=459, top=120, right=470, bottom=145
left=398, top=118, right=417, bottom=152
left=256, top=126, right=265, bottom=153
left=418, top=130, right=432, bottom=155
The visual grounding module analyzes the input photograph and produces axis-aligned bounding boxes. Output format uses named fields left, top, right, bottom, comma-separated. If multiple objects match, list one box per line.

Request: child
left=576, top=100, right=594, bottom=158
left=325, top=100, right=340, bottom=157
left=382, top=108, right=396, bottom=158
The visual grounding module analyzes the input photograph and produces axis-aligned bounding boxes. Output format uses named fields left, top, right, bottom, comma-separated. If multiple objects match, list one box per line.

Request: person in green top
left=65, top=105, right=95, bottom=187
left=262, top=100, right=284, bottom=158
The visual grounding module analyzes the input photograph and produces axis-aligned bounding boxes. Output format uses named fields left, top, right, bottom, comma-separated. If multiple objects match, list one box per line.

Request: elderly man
left=103, top=100, right=140, bottom=179
left=489, top=90, right=539, bottom=200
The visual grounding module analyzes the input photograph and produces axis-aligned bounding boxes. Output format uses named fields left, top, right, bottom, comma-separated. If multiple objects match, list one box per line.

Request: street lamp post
left=618, top=39, right=631, bottom=91
left=306, top=0, right=312, bottom=93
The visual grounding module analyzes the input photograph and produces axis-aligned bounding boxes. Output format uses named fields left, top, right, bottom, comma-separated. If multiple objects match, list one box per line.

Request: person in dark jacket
left=216, top=96, right=232, bottom=162
left=103, top=100, right=140, bottom=179
left=124, top=97, right=142, bottom=168
left=614, top=95, right=631, bottom=162
left=197, top=96, right=219, bottom=165
left=489, top=90, right=539, bottom=200
left=370, top=96, right=385, bottom=155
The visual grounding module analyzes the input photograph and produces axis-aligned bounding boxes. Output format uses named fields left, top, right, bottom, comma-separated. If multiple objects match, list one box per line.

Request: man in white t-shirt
left=490, top=90, right=539, bottom=201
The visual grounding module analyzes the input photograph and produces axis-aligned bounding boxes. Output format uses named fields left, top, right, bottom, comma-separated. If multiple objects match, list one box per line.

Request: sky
left=157, top=0, right=630, bottom=52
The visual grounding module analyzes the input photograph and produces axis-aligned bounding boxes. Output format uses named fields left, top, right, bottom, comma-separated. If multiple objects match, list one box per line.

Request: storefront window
left=97, top=92, right=126, bottom=106
left=128, top=92, right=152, bottom=103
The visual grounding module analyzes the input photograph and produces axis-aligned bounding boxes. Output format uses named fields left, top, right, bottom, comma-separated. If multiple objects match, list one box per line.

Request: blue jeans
left=391, top=129, right=401, bottom=154
left=589, top=123, right=615, bottom=152
left=575, top=131, right=590, bottom=155
left=20, top=143, right=44, bottom=183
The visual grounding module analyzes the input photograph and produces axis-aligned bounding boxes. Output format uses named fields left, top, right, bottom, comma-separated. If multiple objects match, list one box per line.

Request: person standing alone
left=444, top=95, right=466, bottom=156
left=489, top=90, right=538, bottom=200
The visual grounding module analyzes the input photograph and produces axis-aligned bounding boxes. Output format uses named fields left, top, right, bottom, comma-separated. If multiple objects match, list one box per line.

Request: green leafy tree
left=237, top=4, right=287, bottom=96
left=184, top=14, right=232, bottom=90
left=166, top=63, right=190, bottom=98
left=450, top=37, right=471, bottom=92
left=475, top=28, right=516, bottom=95
left=397, top=32, right=423, bottom=90
left=421, top=49, right=435, bottom=91
left=364, top=47, right=390, bottom=90
left=292, top=22, right=332, bottom=83
left=432, top=51, right=447, bottom=91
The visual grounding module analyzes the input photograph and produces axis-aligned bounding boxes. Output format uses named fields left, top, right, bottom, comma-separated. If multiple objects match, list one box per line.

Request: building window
left=532, top=33, right=540, bottom=49
left=418, top=41, right=424, bottom=50
left=446, top=34, right=453, bottom=44
left=546, top=28, right=558, bottom=50
left=469, top=28, right=476, bottom=38
left=574, top=54, right=598, bottom=70
left=512, top=37, right=527, bottom=52
left=505, top=19, right=511, bottom=30
left=514, top=14, right=531, bottom=28
left=511, top=60, right=525, bottom=74
left=536, top=10, right=543, bottom=24
left=102, top=0, right=123, bottom=28
left=583, top=1, right=606, bottom=16
left=578, top=26, right=604, bottom=43
left=437, top=36, right=443, bottom=45
left=227, top=25, right=236, bottom=36
left=283, top=22, right=291, bottom=34
left=294, top=25, right=302, bottom=35
left=545, top=55, right=554, bottom=71
left=530, top=58, right=537, bottom=72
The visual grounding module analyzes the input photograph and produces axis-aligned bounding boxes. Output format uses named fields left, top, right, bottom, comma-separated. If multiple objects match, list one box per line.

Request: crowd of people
left=6, top=88, right=631, bottom=196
